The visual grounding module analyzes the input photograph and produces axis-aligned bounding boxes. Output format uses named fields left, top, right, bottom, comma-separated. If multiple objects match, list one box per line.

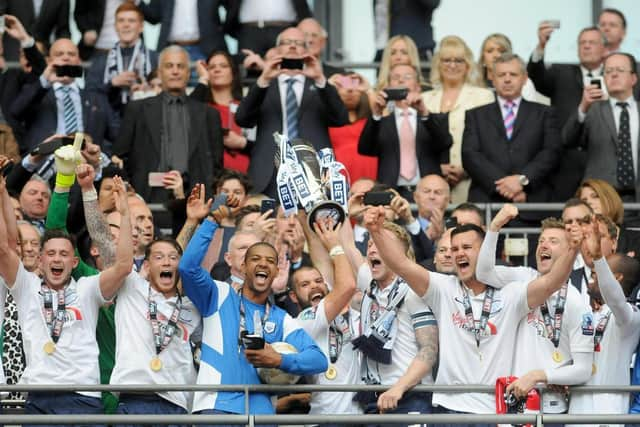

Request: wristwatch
left=518, top=175, right=530, bottom=187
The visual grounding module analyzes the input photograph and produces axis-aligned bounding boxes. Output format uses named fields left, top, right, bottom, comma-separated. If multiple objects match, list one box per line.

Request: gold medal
left=43, top=341, right=56, bottom=355
left=552, top=350, right=563, bottom=363
left=150, top=357, right=163, bottom=372
left=324, top=365, right=337, bottom=380
left=592, top=363, right=597, bottom=375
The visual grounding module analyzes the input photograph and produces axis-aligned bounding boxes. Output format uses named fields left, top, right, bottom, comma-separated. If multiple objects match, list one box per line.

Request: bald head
left=413, top=175, right=450, bottom=219
left=48, top=38, right=80, bottom=66
left=276, top=27, right=307, bottom=58
left=297, top=18, right=327, bottom=58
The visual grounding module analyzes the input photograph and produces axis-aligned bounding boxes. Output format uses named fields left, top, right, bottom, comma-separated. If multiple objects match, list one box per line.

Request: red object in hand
left=495, top=376, right=540, bottom=427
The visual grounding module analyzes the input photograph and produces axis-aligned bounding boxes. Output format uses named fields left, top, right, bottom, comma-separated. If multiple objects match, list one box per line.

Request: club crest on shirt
left=298, top=306, right=318, bottom=320
left=581, top=313, right=594, bottom=336
left=264, top=321, right=276, bottom=334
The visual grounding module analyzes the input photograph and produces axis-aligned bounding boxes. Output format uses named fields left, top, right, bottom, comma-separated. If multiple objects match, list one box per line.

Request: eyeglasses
left=441, top=57, right=466, bottom=65
left=278, top=39, right=306, bottom=47
left=604, top=67, right=634, bottom=75
left=390, top=73, right=417, bottom=82
left=303, top=31, right=322, bottom=39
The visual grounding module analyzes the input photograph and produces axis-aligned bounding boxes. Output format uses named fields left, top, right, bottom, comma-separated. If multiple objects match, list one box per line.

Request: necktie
left=503, top=101, right=515, bottom=139
left=399, top=109, right=417, bottom=180
left=285, top=78, right=299, bottom=139
left=61, top=86, right=78, bottom=134
left=616, top=102, right=635, bottom=190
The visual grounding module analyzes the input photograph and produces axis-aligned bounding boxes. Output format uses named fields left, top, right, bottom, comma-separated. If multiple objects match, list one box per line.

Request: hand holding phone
left=261, top=199, right=277, bottom=218
left=242, top=334, right=265, bottom=350
left=363, top=191, right=394, bottom=206
left=280, top=58, right=304, bottom=70
left=384, top=88, right=408, bottom=101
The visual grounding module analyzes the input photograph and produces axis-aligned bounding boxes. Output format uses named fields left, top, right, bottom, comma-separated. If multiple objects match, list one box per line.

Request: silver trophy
left=274, top=133, right=347, bottom=229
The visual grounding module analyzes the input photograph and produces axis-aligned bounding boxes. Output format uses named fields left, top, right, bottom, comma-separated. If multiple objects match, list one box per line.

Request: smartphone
left=590, top=78, right=602, bottom=89
left=385, top=88, right=408, bottom=101
left=363, top=191, right=394, bottom=206
left=30, top=135, right=80, bottom=156
left=210, top=192, right=229, bottom=213
left=261, top=198, right=277, bottom=218
left=280, top=58, right=304, bottom=70
left=445, top=216, right=458, bottom=230
left=148, top=172, right=166, bottom=187
left=545, top=20, right=561, bottom=29
left=55, top=64, right=84, bottom=78
left=242, top=334, right=265, bottom=350
left=337, top=75, right=360, bottom=89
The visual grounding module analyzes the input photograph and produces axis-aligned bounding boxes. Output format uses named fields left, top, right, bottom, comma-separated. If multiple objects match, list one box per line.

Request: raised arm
left=297, top=211, right=333, bottom=285
left=176, top=184, right=212, bottom=251
left=98, top=176, right=133, bottom=300
left=364, top=206, right=431, bottom=297
left=0, top=157, right=18, bottom=251
left=313, top=220, right=356, bottom=323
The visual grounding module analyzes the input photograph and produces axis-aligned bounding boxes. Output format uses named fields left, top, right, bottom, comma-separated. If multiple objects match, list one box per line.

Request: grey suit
left=563, top=100, right=640, bottom=198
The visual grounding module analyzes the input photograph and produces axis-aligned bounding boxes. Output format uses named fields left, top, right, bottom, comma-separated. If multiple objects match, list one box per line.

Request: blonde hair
left=477, top=33, right=512, bottom=85
left=382, top=221, right=415, bottom=262
left=376, top=35, right=425, bottom=90
left=430, top=35, right=482, bottom=88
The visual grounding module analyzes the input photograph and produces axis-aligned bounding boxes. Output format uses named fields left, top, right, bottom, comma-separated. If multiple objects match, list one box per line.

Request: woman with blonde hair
left=576, top=178, right=640, bottom=257
left=422, top=35, right=494, bottom=203
left=478, top=33, right=548, bottom=104
left=375, top=35, right=426, bottom=91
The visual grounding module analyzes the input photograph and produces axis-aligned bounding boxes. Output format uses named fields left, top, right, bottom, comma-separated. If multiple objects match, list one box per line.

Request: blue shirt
left=178, top=220, right=327, bottom=414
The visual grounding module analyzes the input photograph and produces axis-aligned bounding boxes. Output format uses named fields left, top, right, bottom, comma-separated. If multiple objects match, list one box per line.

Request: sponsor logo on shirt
left=581, top=313, right=594, bottom=336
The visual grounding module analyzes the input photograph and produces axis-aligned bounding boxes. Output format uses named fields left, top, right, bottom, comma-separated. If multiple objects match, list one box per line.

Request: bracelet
left=55, top=173, right=75, bottom=188
left=82, top=188, right=98, bottom=202
left=329, top=245, right=345, bottom=258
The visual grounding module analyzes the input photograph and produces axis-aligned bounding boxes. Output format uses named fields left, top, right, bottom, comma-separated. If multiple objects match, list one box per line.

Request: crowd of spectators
left=0, top=1, right=640, bottom=426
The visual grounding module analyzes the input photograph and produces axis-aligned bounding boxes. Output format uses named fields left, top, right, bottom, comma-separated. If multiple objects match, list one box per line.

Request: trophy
left=273, top=132, right=348, bottom=229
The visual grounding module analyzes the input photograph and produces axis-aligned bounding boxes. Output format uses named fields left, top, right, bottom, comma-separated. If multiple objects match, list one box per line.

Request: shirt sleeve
left=178, top=219, right=220, bottom=317
left=404, top=290, right=437, bottom=331
left=477, top=231, right=537, bottom=287
left=594, top=257, right=640, bottom=332
left=280, top=314, right=329, bottom=375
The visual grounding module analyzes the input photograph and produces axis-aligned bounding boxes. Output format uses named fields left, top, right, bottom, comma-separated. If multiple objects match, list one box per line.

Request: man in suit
left=0, top=0, right=69, bottom=61
left=225, top=0, right=311, bottom=58
left=113, top=45, right=223, bottom=204
left=358, top=63, right=451, bottom=201
left=528, top=25, right=606, bottom=201
left=563, top=52, right=639, bottom=202
left=9, top=38, right=118, bottom=155
left=599, top=8, right=626, bottom=55
left=138, top=0, right=227, bottom=62
left=462, top=53, right=561, bottom=207
left=234, top=26, right=348, bottom=197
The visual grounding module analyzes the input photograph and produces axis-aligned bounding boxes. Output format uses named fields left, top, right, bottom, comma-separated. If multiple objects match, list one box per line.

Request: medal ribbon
left=41, top=283, right=66, bottom=344
left=462, top=286, right=494, bottom=349
left=237, top=287, right=271, bottom=350
left=593, top=309, right=612, bottom=352
left=148, top=287, right=182, bottom=355
left=540, top=283, right=568, bottom=348
left=328, top=312, right=352, bottom=363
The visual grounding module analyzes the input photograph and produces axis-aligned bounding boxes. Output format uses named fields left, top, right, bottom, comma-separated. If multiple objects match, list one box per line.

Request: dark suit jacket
left=113, top=94, right=223, bottom=202
left=234, top=78, right=349, bottom=194
left=224, top=0, right=310, bottom=38
left=563, top=99, right=640, bottom=199
left=139, top=0, right=227, bottom=57
left=9, top=79, right=118, bottom=155
left=461, top=99, right=561, bottom=204
left=0, top=0, right=70, bottom=61
left=357, top=111, right=452, bottom=186
left=73, top=0, right=105, bottom=59
left=387, top=0, right=440, bottom=54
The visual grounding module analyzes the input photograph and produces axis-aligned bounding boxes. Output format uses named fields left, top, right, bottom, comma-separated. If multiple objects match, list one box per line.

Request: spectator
left=16, top=221, right=40, bottom=272
left=18, top=176, right=50, bottom=234
left=192, top=51, right=251, bottom=174
left=450, top=202, right=485, bottom=229
left=113, top=45, right=223, bottom=204
left=422, top=35, right=494, bottom=204
left=328, top=72, right=377, bottom=183
left=530, top=24, right=607, bottom=201
left=0, top=0, right=69, bottom=61
left=372, top=0, right=440, bottom=61
left=359, top=63, right=452, bottom=201
left=86, top=3, right=158, bottom=120
left=223, top=231, right=262, bottom=288
left=462, top=53, right=561, bottom=208
left=576, top=178, right=640, bottom=259
left=74, top=0, right=132, bottom=60
left=598, top=8, right=627, bottom=55
left=138, top=0, right=228, bottom=63
left=478, top=33, right=548, bottom=104
left=297, top=18, right=345, bottom=78
left=235, top=27, right=348, bottom=197
left=431, top=228, right=454, bottom=274
left=225, top=0, right=311, bottom=58
left=348, top=177, right=376, bottom=256
left=563, top=53, right=638, bottom=202
left=128, top=195, right=154, bottom=270
left=375, top=35, right=427, bottom=92
left=178, top=203, right=327, bottom=417
left=412, top=174, right=450, bottom=241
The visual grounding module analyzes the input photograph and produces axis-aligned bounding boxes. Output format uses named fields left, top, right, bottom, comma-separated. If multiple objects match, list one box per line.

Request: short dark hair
left=213, top=169, right=252, bottom=195
left=578, top=26, right=606, bottom=46
left=563, top=198, right=594, bottom=213
left=144, top=237, right=183, bottom=260
left=41, top=229, right=76, bottom=251
left=607, top=253, right=639, bottom=297
left=451, top=202, right=485, bottom=226
left=235, top=205, right=261, bottom=228
left=290, top=266, right=322, bottom=292
left=244, top=242, right=278, bottom=263
left=450, top=223, right=485, bottom=240
left=605, top=52, right=637, bottom=75
left=600, top=8, right=627, bottom=29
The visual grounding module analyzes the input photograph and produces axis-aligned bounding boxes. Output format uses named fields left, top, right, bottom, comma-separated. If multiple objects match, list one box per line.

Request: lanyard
left=328, top=311, right=352, bottom=363
left=540, top=283, right=568, bottom=349
left=148, top=287, right=182, bottom=356
left=461, top=286, right=494, bottom=349
left=594, top=308, right=612, bottom=352
left=365, top=278, right=403, bottom=326
left=237, top=288, right=271, bottom=350
left=41, top=283, right=66, bottom=344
